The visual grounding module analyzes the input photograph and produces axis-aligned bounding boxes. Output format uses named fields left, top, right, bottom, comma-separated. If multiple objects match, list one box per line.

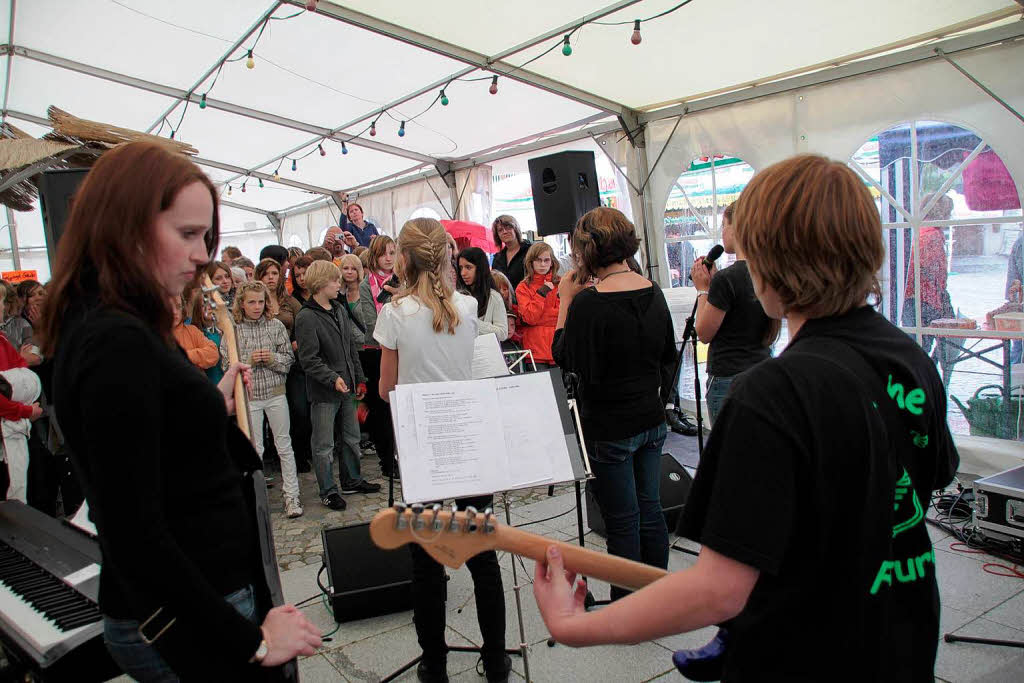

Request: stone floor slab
left=298, top=652, right=348, bottom=682
left=329, top=624, right=474, bottom=682
left=935, top=618, right=1024, bottom=682
left=934, top=548, right=1024, bottom=616
left=983, top=590, right=1024, bottom=632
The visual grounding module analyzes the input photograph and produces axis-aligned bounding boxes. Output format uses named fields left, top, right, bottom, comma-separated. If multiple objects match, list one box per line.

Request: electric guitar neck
left=202, top=275, right=253, bottom=440
left=370, top=504, right=668, bottom=591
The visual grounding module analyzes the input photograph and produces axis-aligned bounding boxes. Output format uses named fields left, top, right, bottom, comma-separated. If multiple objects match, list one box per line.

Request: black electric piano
left=0, top=501, right=118, bottom=682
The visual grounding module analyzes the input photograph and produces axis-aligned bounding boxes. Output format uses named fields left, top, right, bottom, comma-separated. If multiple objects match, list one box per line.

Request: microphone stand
left=673, top=295, right=705, bottom=456
left=669, top=294, right=705, bottom=558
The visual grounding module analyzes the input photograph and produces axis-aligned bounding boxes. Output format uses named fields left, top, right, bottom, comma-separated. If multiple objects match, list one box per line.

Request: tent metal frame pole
left=634, top=145, right=658, bottom=282
left=639, top=21, right=1024, bottom=124
left=220, top=199, right=276, bottom=217
left=145, top=1, right=283, bottom=134
left=5, top=205, right=20, bottom=270
left=192, top=156, right=335, bottom=195
left=295, top=0, right=638, bottom=118
left=934, top=47, right=1024, bottom=125
left=1, top=0, right=15, bottom=124
left=7, top=45, right=432, bottom=165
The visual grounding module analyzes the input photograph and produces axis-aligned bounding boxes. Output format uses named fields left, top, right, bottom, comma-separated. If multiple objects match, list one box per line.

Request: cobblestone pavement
left=264, top=448, right=574, bottom=572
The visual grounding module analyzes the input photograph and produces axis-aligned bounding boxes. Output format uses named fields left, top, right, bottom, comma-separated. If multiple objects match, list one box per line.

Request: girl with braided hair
left=374, top=217, right=510, bottom=683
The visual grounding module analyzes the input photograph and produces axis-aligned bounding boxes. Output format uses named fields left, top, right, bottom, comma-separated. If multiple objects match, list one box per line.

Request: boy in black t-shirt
left=531, top=155, right=958, bottom=682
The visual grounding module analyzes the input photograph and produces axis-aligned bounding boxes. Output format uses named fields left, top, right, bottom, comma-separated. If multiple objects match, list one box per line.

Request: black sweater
left=553, top=284, right=676, bottom=442
left=491, top=239, right=532, bottom=290
left=51, top=303, right=262, bottom=669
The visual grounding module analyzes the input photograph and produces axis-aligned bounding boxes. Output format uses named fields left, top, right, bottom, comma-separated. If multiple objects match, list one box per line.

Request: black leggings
left=359, top=348, right=395, bottom=473
left=410, top=495, right=506, bottom=669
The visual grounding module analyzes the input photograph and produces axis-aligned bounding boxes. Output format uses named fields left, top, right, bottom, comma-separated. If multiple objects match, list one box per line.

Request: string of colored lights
left=204, top=0, right=700, bottom=194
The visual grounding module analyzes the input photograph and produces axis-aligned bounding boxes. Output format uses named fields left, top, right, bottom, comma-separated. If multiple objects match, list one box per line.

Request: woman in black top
left=552, top=207, right=676, bottom=601
left=40, top=142, right=320, bottom=681
left=690, top=202, right=778, bottom=422
left=489, top=215, right=532, bottom=289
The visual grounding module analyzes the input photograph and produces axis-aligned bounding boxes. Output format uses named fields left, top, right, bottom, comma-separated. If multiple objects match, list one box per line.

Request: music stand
left=381, top=369, right=590, bottom=683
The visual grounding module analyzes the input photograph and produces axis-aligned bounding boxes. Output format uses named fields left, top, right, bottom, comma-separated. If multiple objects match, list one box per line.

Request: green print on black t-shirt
left=869, top=468, right=930, bottom=595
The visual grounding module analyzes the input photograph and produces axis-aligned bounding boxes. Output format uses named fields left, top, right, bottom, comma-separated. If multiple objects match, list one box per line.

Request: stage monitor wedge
left=37, top=168, right=90, bottom=271
left=528, top=150, right=600, bottom=236
left=321, top=521, right=413, bottom=623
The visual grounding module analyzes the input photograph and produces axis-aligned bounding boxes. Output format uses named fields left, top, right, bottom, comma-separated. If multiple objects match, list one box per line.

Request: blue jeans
left=103, top=584, right=256, bottom=682
left=705, top=375, right=735, bottom=424
left=311, top=399, right=363, bottom=498
left=587, top=423, right=669, bottom=601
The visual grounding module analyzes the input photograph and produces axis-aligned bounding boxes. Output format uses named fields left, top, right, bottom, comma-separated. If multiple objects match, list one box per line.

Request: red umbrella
left=441, top=220, right=498, bottom=254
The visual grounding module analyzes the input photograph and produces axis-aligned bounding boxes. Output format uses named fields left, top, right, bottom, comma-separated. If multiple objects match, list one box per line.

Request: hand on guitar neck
left=370, top=503, right=759, bottom=650
left=217, top=362, right=253, bottom=416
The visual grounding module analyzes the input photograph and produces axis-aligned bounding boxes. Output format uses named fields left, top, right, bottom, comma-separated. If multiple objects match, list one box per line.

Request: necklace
left=598, top=269, right=632, bottom=282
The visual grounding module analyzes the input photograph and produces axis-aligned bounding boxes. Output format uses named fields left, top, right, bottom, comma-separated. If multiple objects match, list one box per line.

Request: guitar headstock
left=201, top=274, right=233, bottom=332
left=369, top=503, right=501, bottom=568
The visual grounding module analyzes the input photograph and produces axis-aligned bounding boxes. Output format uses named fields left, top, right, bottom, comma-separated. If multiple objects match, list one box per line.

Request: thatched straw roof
left=0, top=107, right=198, bottom=212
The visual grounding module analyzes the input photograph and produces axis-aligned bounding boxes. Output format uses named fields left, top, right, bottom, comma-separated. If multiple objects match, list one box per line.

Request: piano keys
left=0, top=501, right=119, bottom=682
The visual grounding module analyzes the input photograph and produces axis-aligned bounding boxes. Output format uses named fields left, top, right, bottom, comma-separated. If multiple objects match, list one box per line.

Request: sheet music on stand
left=390, top=369, right=588, bottom=503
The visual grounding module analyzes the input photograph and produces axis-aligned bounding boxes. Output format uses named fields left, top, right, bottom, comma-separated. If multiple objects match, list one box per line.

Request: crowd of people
left=0, top=139, right=973, bottom=682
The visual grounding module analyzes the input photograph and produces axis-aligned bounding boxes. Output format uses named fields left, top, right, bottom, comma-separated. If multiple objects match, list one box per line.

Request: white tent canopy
left=0, top=0, right=1021, bottom=279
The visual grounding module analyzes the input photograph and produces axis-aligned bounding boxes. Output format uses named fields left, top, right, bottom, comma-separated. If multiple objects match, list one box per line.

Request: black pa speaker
left=321, top=521, right=413, bottom=623
left=37, top=168, right=89, bottom=270
left=586, top=453, right=694, bottom=537
left=528, top=150, right=600, bottom=236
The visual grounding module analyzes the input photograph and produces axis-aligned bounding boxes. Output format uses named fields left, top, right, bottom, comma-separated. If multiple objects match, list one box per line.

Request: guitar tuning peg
left=411, top=503, right=425, bottom=530
left=393, top=503, right=408, bottom=530
left=447, top=503, right=461, bottom=533
left=482, top=508, right=495, bottom=534
left=465, top=506, right=478, bottom=533
left=430, top=503, right=443, bottom=531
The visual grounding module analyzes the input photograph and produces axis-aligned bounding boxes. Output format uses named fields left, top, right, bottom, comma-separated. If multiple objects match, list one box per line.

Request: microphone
left=702, top=244, right=724, bottom=269
left=687, top=244, right=724, bottom=282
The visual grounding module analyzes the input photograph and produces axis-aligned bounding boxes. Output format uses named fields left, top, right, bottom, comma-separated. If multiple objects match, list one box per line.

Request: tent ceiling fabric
left=0, top=0, right=1018, bottom=218
left=336, top=0, right=1017, bottom=109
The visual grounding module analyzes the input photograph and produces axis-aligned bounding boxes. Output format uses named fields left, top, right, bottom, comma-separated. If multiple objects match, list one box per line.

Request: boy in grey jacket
left=294, top=261, right=380, bottom=510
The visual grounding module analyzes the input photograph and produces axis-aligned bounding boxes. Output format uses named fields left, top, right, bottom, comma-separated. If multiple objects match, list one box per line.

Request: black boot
left=666, top=409, right=698, bottom=436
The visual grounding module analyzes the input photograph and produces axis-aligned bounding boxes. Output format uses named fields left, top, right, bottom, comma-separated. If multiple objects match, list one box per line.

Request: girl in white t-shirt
left=373, top=218, right=510, bottom=683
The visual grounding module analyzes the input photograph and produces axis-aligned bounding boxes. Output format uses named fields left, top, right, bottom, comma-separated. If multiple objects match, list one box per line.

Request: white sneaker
left=285, top=497, right=304, bottom=518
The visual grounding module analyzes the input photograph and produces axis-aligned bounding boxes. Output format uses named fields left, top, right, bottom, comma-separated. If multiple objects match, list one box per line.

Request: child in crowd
left=457, top=247, right=508, bottom=341
left=233, top=257, right=255, bottom=281
left=294, top=261, right=379, bottom=512
left=492, top=270, right=522, bottom=347
left=375, top=218, right=509, bottom=683
left=515, top=241, right=561, bottom=368
left=0, top=291, right=42, bottom=504
left=222, top=281, right=302, bottom=518
left=172, top=295, right=219, bottom=371
left=190, top=294, right=224, bottom=384
left=207, top=260, right=236, bottom=308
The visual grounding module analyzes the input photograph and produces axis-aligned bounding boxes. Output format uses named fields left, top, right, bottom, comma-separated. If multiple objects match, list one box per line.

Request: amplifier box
left=321, top=521, right=413, bottom=623
left=972, top=464, right=1024, bottom=542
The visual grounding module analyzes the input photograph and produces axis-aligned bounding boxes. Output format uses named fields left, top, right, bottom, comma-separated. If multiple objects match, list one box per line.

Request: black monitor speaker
left=37, top=168, right=89, bottom=270
left=528, top=150, right=600, bottom=236
left=321, top=521, right=413, bottom=623
left=586, top=453, right=694, bottom=537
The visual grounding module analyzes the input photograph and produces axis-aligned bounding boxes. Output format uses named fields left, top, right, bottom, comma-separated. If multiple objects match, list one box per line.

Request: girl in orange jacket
left=514, top=242, right=561, bottom=367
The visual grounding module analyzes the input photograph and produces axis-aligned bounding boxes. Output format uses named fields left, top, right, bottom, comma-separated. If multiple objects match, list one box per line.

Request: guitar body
left=203, top=276, right=297, bottom=682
